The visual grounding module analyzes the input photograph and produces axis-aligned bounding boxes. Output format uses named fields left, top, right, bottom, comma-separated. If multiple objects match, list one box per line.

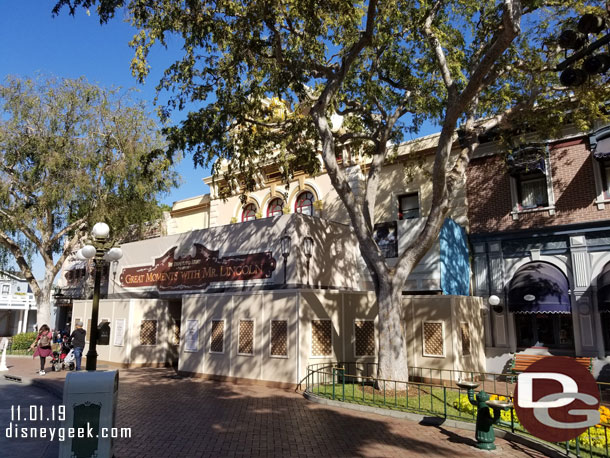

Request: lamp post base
left=475, top=442, right=496, bottom=451
left=85, top=351, right=97, bottom=371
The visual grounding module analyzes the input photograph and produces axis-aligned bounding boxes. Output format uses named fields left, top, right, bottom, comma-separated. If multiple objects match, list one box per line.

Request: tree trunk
left=376, top=281, right=410, bottom=381
left=35, top=282, right=53, bottom=330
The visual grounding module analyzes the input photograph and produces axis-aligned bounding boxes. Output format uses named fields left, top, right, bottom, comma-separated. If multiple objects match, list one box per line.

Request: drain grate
left=4, top=374, right=22, bottom=383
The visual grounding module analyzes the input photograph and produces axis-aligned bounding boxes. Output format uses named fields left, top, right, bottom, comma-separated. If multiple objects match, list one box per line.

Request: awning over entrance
left=507, top=262, right=571, bottom=314
left=597, top=262, right=610, bottom=313
left=592, top=135, right=610, bottom=160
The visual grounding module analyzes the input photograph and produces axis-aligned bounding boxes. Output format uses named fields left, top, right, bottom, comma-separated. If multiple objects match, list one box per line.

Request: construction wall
left=71, top=299, right=175, bottom=367
left=178, top=292, right=299, bottom=385
left=177, top=290, right=485, bottom=385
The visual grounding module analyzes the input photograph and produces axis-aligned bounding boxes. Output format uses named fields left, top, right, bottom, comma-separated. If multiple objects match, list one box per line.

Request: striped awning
left=508, top=262, right=571, bottom=314
left=593, top=136, right=610, bottom=161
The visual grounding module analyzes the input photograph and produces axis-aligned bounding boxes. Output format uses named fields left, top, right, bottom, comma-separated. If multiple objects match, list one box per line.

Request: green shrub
left=10, top=332, right=37, bottom=350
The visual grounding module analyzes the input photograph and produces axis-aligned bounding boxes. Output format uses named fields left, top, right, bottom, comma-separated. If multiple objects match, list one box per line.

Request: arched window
left=295, top=191, right=315, bottom=216
left=267, top=198, right=284, bottom=217
left=241, top=203, right=257, bottom=222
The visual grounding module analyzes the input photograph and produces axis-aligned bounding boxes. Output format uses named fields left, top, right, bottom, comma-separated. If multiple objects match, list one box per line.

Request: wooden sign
left=119, top=244, right=276, bottom=291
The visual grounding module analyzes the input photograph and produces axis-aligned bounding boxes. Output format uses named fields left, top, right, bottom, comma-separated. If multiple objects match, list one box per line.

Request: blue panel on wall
left=440, top=218, right=470, bottom=296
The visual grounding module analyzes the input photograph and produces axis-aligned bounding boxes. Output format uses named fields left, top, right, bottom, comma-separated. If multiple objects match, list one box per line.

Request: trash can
left=58, top=370, right=119, bottom=458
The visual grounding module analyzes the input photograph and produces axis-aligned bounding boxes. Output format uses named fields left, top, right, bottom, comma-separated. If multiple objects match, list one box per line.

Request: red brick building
left=466, top=126, right=610, bottom=373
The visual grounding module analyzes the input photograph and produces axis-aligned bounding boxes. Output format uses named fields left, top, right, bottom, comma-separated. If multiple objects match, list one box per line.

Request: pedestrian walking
left=30, top=324, right=53, bottom=375
left=70, top=321, right=86, bottom=371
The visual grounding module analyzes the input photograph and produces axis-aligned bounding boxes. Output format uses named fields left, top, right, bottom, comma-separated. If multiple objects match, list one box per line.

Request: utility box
left=58, top=370, right=119, bottom=458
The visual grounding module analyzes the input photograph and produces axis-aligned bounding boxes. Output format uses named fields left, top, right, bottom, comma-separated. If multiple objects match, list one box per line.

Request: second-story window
left=398, top=193, right=419, bottom=220
left=1, top=284, right=9, bottom=295
left=295, top=191, right=314, bottom=216
left=241, top=203, right=257, bottom=222
left=507, top=145, right=554, bottom=218
left=517, top=171, right=549, bottom=209
left=267, top=198, right=284, bottom=217
left=599, top=159, right=610, bottom=198
left=590, top=127, right=610, bottom=207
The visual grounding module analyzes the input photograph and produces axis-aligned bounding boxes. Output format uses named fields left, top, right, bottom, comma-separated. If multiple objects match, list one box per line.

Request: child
left=30, top=324, right=53, bottom=375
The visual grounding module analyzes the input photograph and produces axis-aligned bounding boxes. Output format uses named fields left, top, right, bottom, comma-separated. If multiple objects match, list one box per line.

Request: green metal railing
left=2, top=339, right=34, bottom=356
left=305, top=362, right=610, bottom=458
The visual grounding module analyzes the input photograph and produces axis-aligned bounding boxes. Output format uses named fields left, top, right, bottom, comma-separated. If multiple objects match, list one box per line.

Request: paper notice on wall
left=185, top=319, right=199, bottom=352
left=114, top=318, right=126, bottom=347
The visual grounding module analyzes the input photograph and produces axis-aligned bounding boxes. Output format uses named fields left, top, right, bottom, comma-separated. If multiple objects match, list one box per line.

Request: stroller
left=51, top=338, right=75, bottom=372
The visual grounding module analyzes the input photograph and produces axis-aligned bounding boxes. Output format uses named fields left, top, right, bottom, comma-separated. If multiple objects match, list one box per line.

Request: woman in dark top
left=30, top=324, right=53, bottom=375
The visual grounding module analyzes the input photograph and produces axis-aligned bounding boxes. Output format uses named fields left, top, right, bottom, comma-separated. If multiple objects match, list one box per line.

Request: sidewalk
left=3, top=355, right=65, bottom=397
left=2, top=356, right=552, bottom=457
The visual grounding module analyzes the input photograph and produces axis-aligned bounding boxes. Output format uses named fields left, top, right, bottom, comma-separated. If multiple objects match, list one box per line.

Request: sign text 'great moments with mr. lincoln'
left=119, top=244, right=276, bottom=291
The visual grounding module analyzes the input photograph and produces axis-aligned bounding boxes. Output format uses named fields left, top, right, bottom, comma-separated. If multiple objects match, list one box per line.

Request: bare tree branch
left=423, top=0, right=453, bottom=90
left=0, top=207, right=46, bottom=258
left=49, top=217, right=87, bottom=247
left=0, top=230, right=41, bottom=297
left=454, top=0, right=522, bottom=113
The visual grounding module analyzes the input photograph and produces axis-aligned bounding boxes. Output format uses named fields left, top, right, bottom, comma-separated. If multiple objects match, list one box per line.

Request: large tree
left=55, top=0, right=610, bottom=380
left=0, top=76, right=177, bottom=328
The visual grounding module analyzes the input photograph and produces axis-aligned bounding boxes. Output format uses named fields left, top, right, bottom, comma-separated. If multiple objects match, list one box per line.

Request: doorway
left=514, top=313, right=574, bottom=350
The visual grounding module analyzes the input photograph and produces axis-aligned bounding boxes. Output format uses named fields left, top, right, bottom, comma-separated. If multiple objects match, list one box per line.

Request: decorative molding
left=576, top=295, right=591, bottom=316
left=572, top=251, right=589, bottom=288
left=473, top=243, right=486, bottom=254
left=579, top=314, right=594, bottom=347
left=570, top=236, right=586, bottom=247
left=488, top=242, right=502, bottom=253
left=474, top=256, right=489, bottom=294
left=489, top=257, right=504, bottom=293
left=493, top=313, right=507, bottom=346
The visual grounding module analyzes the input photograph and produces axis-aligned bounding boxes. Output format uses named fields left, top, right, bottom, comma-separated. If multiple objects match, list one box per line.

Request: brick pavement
left=3, top=356, right=551, bottom=457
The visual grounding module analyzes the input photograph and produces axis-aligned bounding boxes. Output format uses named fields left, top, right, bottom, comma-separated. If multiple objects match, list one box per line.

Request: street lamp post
left=78, top=222, right=123, bottom=371
left=303, top=236, right=313, bottom=287
left=280, top=233, right=291, bottom=285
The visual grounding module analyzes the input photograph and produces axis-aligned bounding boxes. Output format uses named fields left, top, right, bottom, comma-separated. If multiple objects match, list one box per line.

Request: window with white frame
left=507, top=146, right=554, bottom=217
left=1, top=284, right=9, bottom=295
left=267, top=198, right=284, bottom=217
left=516, top=171, right=549, bottom=209
left=242, top=203, right=257, bottom=222
left=398, top=193, right=420, bottom=220
left=422, top=321, right=445, bottom=357
left=590, top=129, right=610, bottom=208
left=295, top=191, right=315, bottom=216
left=601, top=160, right=610, bottom=197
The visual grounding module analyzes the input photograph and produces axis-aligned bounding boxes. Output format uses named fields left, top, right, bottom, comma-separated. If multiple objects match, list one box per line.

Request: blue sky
left=1, top=2, right=209, bottom=278
left=0, top=1, right=209, bottom=204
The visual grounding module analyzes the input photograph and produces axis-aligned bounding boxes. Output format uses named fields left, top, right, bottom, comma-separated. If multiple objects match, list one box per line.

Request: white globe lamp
left=104, top=247, right=123, bottom=262
left=488, top=295, right=500, bottom=306
left=81, top=245, right=97, bottom=259
left=91, top=222, right=110, bottom=240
